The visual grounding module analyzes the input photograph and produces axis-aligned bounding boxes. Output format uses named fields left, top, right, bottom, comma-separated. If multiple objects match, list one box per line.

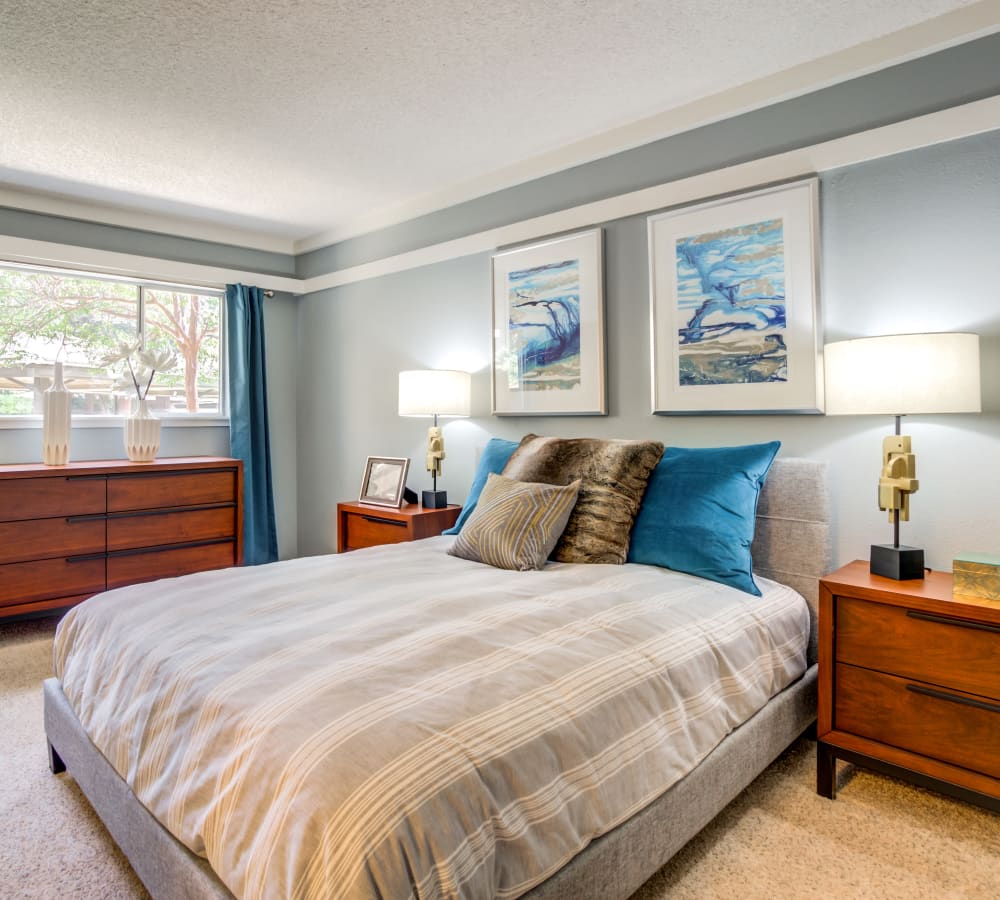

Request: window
left=0, top=264, right=223, bottom=418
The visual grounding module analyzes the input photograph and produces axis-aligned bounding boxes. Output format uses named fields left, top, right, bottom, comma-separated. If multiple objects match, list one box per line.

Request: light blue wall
left=295, top=130, right=1000, bottom=572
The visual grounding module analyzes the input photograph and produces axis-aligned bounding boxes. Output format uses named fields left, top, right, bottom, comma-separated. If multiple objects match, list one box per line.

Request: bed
left=44, top=456, right=831, bottom=900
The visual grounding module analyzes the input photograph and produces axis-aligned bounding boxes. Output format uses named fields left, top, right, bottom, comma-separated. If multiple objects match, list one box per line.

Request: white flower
left=137, top=348, right=177, bottom=372
left=100, top=339, right=140, bottom=367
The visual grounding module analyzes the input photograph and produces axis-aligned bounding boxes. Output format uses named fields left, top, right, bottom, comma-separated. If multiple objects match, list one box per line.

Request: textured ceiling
left=0, top=1, right=988, bottom=250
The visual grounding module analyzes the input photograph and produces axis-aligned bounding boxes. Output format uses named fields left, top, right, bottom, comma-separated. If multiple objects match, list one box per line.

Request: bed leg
left=816, top=741, right=836, bottom=799
left=48, top=741, right=66, bottom=775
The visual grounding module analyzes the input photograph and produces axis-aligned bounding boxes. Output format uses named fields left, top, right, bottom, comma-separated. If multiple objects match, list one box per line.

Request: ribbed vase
left=42, top=361, right=71, bottom=466
left=124, top=398, right=161, bottom=462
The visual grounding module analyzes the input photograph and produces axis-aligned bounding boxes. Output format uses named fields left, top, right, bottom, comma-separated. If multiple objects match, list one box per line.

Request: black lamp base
left=870, top=544, right=924, bottom=580
left=422, top=490, right=448, bottom=509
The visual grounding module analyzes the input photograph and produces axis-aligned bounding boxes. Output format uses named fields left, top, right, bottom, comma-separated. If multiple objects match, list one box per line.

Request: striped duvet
left=54, top=536, right=809, bottom=900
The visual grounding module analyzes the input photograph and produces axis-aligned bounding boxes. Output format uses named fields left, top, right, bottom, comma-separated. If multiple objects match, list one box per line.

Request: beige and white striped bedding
left=54, top=536, right=809, bottom=900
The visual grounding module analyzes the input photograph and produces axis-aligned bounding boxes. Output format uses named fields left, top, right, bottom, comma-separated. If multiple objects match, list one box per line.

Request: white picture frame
left=648, top=179, right=823, bottom=414
left=491, top=228, right=606, bottom=416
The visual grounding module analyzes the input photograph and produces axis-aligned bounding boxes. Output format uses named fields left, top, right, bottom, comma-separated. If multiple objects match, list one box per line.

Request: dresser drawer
left=0, top=518, right=105, bottom=564
left=107, top=470, right=237, bottom=512
left=107, top=506, right=236, bottom=552
left=837, top=596, right=1000, bottom=700
left=106, top=541, right=236, bottom=589
left=0, top=477, right=105, bottom=523
left=0, top=557, right=105, bottom=608
left=343, top=511, right=411, bottom=550
left=836, top=663, right=1000, bottom=779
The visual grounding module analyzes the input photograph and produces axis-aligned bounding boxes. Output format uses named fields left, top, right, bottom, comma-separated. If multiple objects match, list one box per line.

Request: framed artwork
left=491, top=228, right=606, bottom=416
left=358, top=456, right=410, bottom=508
left=648, top=179, right=823, bottom=414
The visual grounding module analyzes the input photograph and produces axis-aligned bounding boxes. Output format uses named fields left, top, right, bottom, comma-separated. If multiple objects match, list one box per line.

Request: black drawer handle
left=106, top=502, right=235, bottom=520
left=906, top=683, right=1000, bottom=715
left=907, top=610, right=1000, bottom=634
left=106, top=468, right=233, bottom=480
left=361, top=515, right=406, bottom=527
left=66, top=553, right=107, bottom=563
left=66, top=514, right=108, bottom=523
left=107, top=538, right=233, bottom=558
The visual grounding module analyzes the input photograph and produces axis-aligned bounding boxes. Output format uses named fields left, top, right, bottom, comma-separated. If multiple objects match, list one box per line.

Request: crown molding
left=292, top=1, right=1000, bottom=254
left=0, top=234, right=303, bottom=294
left=2, top=97, right=997, bottom=298
left=0, top=186, right=296, bottom=255
left=299, top=95, right=1000, bottom=294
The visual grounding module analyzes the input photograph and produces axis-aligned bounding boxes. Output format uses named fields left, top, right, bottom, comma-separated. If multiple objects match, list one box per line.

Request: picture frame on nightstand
left=358, top=456, right=410, bottom=508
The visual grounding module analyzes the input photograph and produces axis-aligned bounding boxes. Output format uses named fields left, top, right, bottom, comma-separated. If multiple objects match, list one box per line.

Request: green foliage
left=0, top=268, right=222, bottom=415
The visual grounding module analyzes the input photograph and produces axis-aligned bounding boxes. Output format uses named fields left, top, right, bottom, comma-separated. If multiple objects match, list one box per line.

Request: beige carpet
left=1, top=617, right=997, bottom=900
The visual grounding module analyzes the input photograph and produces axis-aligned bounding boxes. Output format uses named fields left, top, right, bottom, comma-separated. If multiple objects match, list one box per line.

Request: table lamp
left=398, top=369, right=471, bottom=508
left=824, top=332, right=981, bottom=580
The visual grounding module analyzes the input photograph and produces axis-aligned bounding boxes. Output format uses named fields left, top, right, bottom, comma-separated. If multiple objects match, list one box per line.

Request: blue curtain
left=226, top=284, right=278, bottom=565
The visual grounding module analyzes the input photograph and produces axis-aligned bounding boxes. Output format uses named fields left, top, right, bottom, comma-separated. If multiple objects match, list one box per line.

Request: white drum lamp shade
left=824, top=332, right=981, bottom=416
left=398, top=370, right=471, bottom=418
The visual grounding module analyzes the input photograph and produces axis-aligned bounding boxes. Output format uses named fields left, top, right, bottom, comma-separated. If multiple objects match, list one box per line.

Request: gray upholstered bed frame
left=44, top=458, right=831, bottom=900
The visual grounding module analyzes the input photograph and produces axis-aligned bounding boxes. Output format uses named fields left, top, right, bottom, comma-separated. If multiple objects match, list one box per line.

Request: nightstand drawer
left=837, top=596, right=1000, bottom=700
left=836, top=663, right=1000, bottom=779
left=343, top=512, right=411, bottom=550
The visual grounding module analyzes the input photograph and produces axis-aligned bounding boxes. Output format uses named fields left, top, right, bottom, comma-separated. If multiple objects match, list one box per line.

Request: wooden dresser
left=817, top=560, right=999, bottom=811
left=337, top=501, right=460, bottom=553
left=0, top=457, right=243, bottom=621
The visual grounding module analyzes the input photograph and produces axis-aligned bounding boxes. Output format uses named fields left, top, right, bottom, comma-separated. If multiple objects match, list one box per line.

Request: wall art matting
left=648, top=178, right=823, bottom=414
left=491, top=228, right=606, bottom=416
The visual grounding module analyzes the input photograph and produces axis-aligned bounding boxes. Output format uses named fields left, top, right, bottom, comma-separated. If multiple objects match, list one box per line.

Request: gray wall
left=296, top=130, right=1000, bottom=572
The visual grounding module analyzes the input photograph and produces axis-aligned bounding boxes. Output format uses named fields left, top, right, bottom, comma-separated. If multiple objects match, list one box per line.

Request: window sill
left=0, top=416, right=230, bottom=430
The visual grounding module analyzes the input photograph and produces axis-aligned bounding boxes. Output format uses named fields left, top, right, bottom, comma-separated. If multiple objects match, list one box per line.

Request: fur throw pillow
left=501, top=434, right=664, bottom=564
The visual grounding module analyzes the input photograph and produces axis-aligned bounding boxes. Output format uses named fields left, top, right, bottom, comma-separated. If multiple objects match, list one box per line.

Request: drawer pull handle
left=66, top=514, right=108, bottom=523
left=361, top=515, right=406, bottom=527
left=906, top=610, right=1000, bottom=634
left=106, top=502, right=235, bottom=520
left=107, top=468, right=233, bottom=480
left=906, top=683, right=1000, bottom=715
left=107, top=538, right=233, bottom=558
left=66, top=553, right=107, bottom=563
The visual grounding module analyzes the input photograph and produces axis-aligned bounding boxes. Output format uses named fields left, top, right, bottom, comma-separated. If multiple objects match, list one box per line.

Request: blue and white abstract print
left=675, top=218, right=787, bottom=385
left=506, top=258, right=581, bottom=391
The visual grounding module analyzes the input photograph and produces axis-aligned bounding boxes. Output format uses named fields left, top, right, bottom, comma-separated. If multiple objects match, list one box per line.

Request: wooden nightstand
left=817, top=560, right=1000, bottom=811
left=337, top=501, right=461, bottom=553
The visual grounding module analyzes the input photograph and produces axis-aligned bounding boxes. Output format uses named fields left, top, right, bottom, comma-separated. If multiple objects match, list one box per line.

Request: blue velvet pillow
left=627, top=442, right=781, bottom=595
left=442, top=438, right=520, bottom=535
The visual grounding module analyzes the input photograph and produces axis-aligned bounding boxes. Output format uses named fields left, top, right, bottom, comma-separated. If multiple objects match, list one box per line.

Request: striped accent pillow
left=447, top=473, right=581, bottom=571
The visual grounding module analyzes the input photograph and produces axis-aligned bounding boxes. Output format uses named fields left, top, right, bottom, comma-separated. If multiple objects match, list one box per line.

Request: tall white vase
left=124, top=398, right=161, bottom=462
left=42, top=361, right=71, bottom=465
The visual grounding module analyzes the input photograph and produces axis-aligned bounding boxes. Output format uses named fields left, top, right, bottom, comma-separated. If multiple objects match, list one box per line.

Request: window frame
left=0, top=261, right=228, bottom=428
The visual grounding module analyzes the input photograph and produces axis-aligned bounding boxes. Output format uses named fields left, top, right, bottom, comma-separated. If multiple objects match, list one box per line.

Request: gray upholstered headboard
left=751, top=458, right=832, bottom=665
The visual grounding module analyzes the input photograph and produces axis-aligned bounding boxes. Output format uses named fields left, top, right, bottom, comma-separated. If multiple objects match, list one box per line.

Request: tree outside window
left=0, top=266, right=222, bottom=417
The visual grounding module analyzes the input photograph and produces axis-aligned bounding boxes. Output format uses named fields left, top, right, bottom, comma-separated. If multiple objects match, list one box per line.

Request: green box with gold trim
left=952, top=552, right=1000, bottom=601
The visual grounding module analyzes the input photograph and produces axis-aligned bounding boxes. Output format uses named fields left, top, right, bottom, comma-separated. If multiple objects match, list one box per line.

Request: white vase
left=42, top=361, right=71, bottom=465
left=124, top=398, right=161, bottom=462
